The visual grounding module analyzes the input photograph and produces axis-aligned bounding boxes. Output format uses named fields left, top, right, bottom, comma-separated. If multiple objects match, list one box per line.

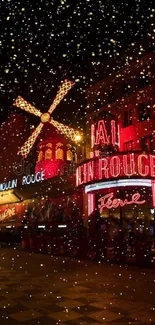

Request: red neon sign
left=137, top=154, right=149, bottom=176
left=88, top=193, right=95, bottom=215
left=150, top=155, right=155, bottom=177
left=95, top=120, right=109, bottom=145
left=98, top=192, right=146, bottom=211
left=91, top=119, right=120, bottom=150
left=76, top=153, right=155, bottom=186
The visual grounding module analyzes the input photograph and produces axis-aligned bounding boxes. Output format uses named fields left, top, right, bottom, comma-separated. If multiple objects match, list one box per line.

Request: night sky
left=0, top=0, right=154, bottom=129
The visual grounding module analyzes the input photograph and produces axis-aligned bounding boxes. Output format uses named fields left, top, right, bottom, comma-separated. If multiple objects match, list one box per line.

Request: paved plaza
left=0, top=248, right=155, bottom=324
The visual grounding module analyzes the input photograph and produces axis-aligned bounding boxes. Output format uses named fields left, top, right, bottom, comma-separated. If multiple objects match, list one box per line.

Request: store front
left=76, top=154, right=155, bottom=237
left=0, top=171, right=83, bottom=241
left=86, top=184, right=154, bottom=241
left=76, top=116, right=155, bottom=246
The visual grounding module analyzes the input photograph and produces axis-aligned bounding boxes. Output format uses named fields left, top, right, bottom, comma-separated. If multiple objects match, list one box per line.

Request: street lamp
left=75, top=134, right=82, bottom=142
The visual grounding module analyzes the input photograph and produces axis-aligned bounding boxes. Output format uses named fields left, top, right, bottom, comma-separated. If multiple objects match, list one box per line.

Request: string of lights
left=13, top=80, right=82, bottom=158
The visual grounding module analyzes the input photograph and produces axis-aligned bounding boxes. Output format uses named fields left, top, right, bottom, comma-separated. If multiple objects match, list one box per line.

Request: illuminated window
left=46, top=143, right=52, bottom=148
left=67, top=150, right=73, bottom=161
left=45, top=149, right=52, bottom=160
left=56, top=148, right=64, bottom=160
left=56, top=142, right=63, bottom=147
left=38, top=151, right=43, bottom=161
left=56, top=143, right=64, bottom=160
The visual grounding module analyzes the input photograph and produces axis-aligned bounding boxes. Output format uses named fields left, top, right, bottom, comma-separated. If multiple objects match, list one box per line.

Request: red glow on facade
left=98, top=192, right=146, bottom=211
left=76, top=153, right=155, bottom=186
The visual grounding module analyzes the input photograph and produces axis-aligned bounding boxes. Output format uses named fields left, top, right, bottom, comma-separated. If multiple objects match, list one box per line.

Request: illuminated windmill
left=13, top=80, right=82, bottom=158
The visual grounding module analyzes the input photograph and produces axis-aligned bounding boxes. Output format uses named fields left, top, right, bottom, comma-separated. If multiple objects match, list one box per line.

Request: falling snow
left=0, top=2, right=155, bottom=325
left=0, top=1, right=154, bottom=126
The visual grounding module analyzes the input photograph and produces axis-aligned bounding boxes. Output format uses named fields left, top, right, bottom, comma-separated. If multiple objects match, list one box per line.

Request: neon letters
left=76, top=153, right=155, bottom=186
left=91, top=119, right=119, bottom=149
left=22, top=171, right=45, bottom=185
left=98, top=192, right=146, bottom=212
left=0, top=171, right=45, bottom=192
left=0, top=179, right=18, bottom=192
left=0, top=207, right=16, bottom=222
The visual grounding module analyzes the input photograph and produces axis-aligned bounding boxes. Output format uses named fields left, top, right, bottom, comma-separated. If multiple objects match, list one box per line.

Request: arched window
left=45, top=148, right=52, bottom=160
left=38, top=151, right=43, bottom=161
left=67, top=149, right=73, bottom=161
left=56, top=143, right=64, bottom=160
left=46, top=143, right=52, bottom=148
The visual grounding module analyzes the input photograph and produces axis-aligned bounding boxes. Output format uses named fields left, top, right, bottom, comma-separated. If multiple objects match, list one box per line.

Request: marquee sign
left=98, top=192, right=146, bottom=212
left=76, top=153, right=155, bottom=186
left=0, top=207, right=16, bottom=222
left=0, top=171, right=45, bottom=192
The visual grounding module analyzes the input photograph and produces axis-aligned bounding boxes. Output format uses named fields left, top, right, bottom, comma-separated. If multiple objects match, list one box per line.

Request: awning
left=0, top=190, right=21, bottom=206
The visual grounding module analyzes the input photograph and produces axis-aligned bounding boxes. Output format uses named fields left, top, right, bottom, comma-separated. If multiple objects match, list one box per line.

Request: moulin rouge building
left=0, top=80, right=83, bottom=227
left=1, top=49, right=155, bottom=239
left=76, top=50, right=155, bottom=237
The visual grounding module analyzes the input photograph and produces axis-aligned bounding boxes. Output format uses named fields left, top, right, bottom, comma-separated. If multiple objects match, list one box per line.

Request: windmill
left=13, top=80, right=82, bottom=158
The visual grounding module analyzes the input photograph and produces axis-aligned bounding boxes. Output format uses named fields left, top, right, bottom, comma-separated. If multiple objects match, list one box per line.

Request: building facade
left=1, top=49, right=155, bottom=245
left=0, top=115, right=83, bottom=228
left=76, top=51, right=155, bottom=241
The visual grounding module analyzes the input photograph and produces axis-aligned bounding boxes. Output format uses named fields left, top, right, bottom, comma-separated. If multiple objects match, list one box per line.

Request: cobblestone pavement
left=0, top=248, right=155, bottom=324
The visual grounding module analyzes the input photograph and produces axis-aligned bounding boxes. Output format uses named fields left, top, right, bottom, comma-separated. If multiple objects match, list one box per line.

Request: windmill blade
left=48, top=80, right=75, bottom=115
left=50, top=119, right=82, bottom=142
left=18, top=122, right=44, bottom=158
left=13, top=96, right=41, bottom=117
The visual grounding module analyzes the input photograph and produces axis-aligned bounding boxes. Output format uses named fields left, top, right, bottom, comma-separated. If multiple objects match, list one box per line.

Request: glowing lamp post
left=75, top=134, right=82, bottom=143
